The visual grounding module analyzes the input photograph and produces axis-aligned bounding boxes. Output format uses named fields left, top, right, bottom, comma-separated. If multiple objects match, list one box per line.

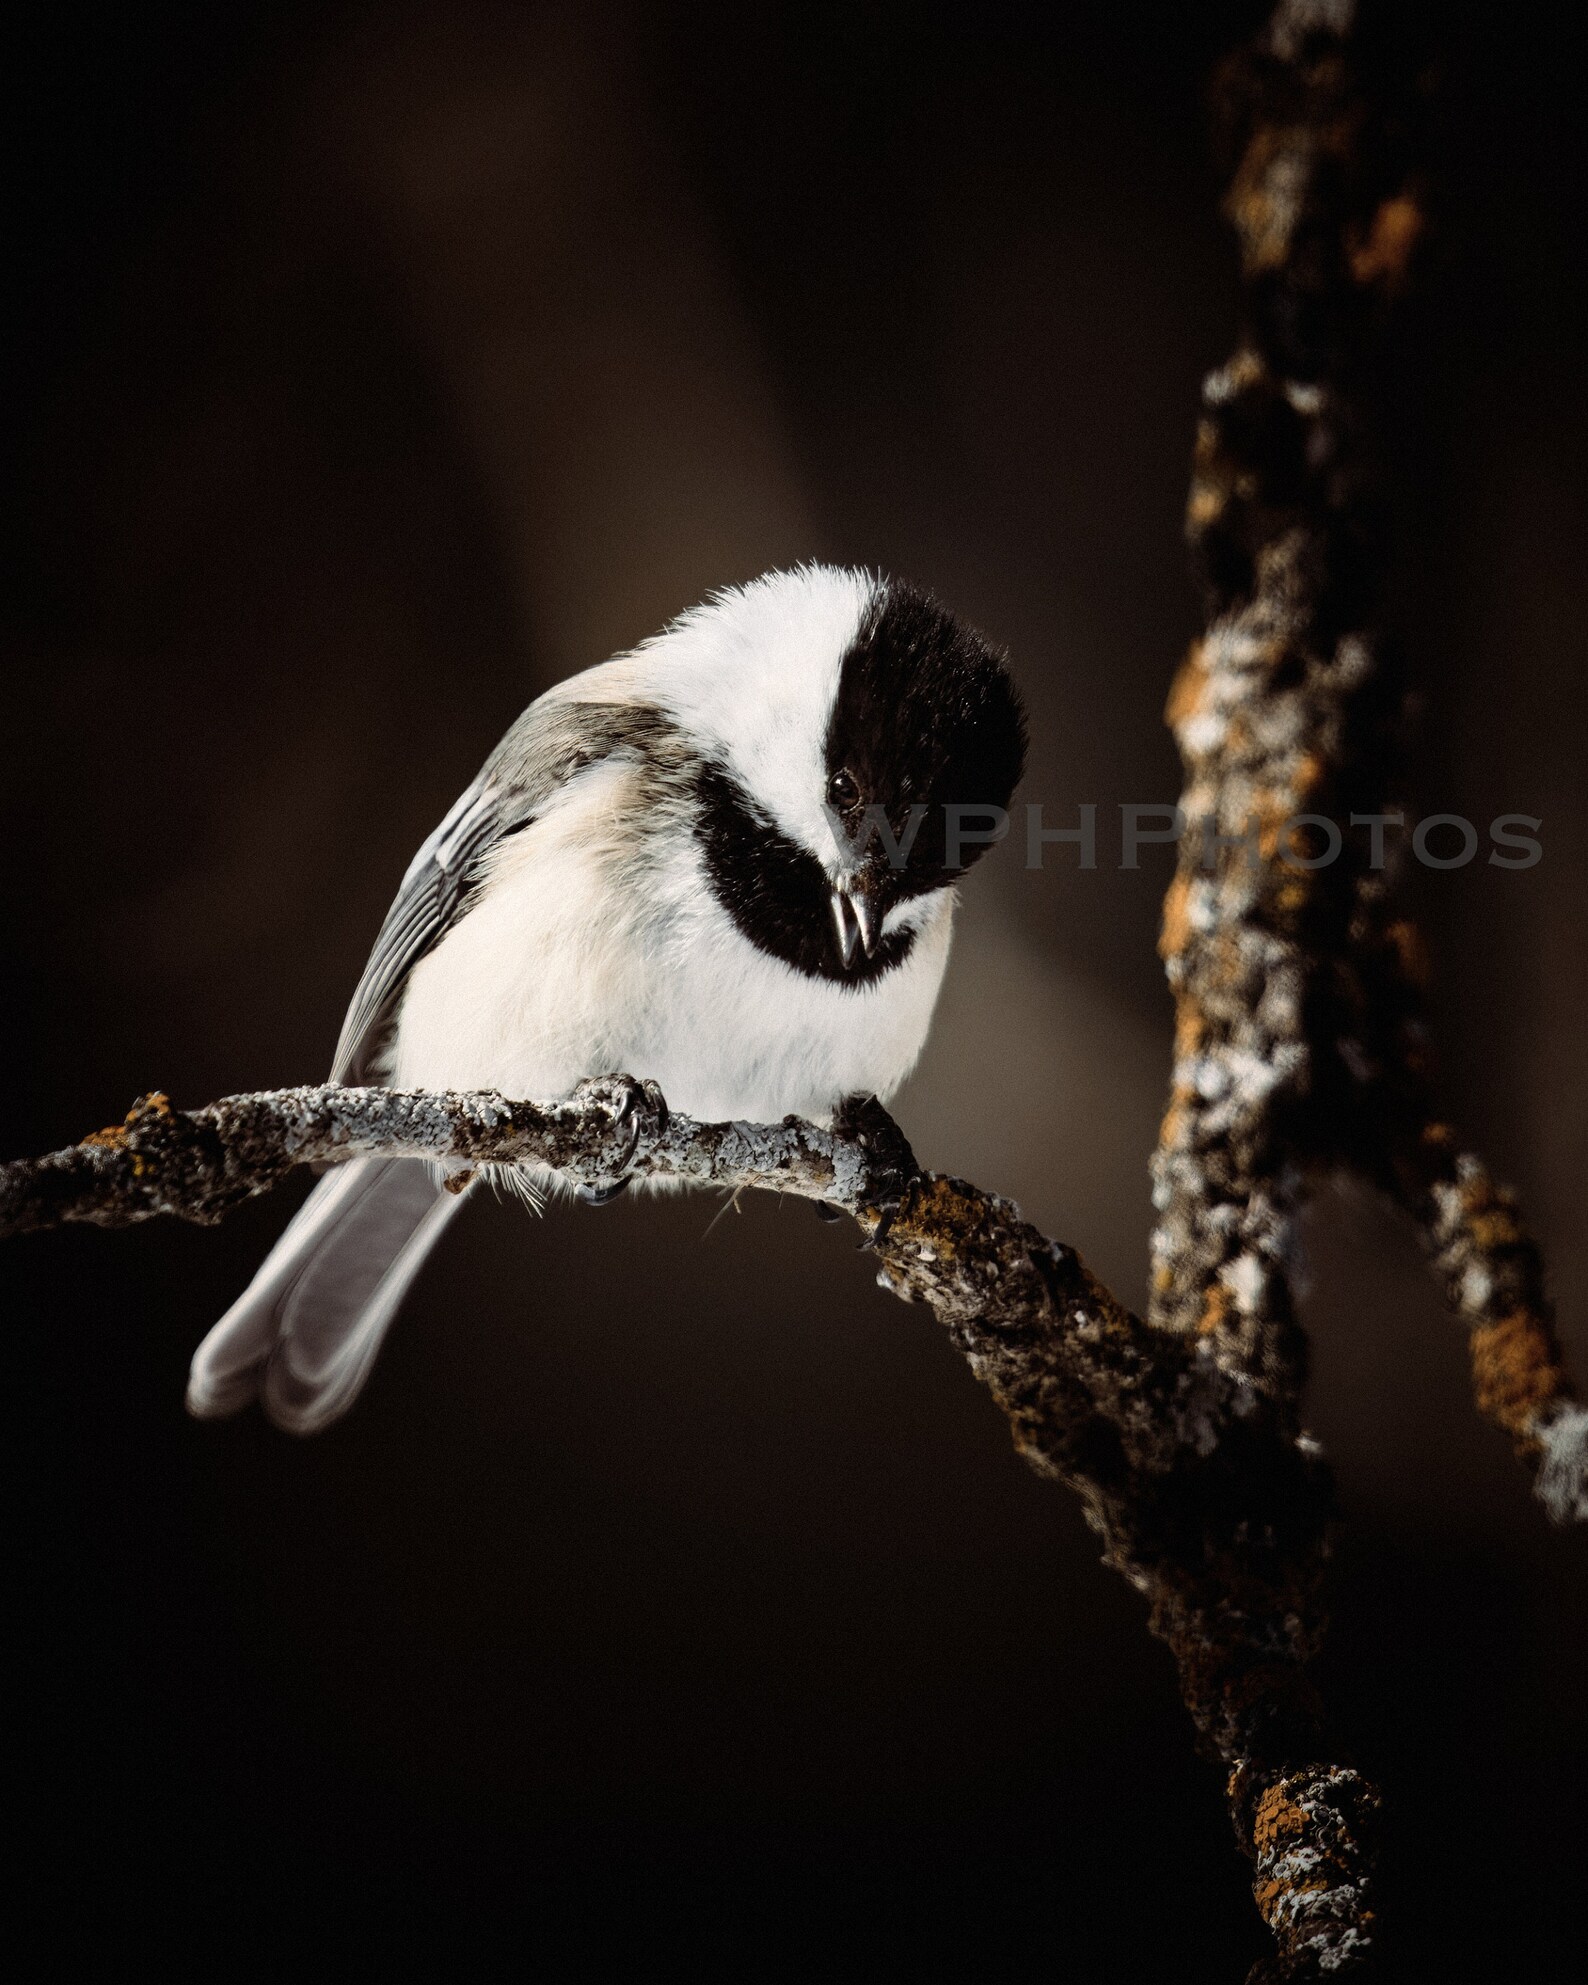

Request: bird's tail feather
left=187, top=1156, right=467, bottom=1435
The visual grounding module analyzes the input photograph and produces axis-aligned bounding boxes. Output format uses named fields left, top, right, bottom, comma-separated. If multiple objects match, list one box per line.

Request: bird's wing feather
left=329, top=693, right=684, bottom=1086
left=330, top=777, right=533, bottom=1083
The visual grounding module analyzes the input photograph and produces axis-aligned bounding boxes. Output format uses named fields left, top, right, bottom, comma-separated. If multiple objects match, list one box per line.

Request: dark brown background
left=5, top=2, right=1584, bottom=1977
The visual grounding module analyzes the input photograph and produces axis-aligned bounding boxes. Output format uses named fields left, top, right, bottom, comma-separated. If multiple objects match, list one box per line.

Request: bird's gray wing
left=329, top=775, right=533, bottom=1084
left=328, top=697, right=685, bottom=1086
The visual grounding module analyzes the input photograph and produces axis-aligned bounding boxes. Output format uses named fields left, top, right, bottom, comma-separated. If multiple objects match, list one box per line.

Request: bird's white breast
left=390, top=757, right=955, bottom=1127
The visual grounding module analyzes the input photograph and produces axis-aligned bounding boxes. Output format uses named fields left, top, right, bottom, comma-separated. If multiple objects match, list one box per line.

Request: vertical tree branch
left=1150, top=0, right=1582, bottom=1971
left=1151, top=0, right=1411, bottom=1971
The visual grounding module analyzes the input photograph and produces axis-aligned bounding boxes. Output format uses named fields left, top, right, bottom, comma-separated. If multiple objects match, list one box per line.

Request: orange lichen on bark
left=1470, top=1311, right=1567, bottom=1438
left=1187, top=482, right=1226, bottom=531
left=1199, top=1282, right=1235, bottom=1337
left=83, top=1092, right=172, bottom=1149
left=1254, top=1781, right=1310, bottom=1855
left=1251, top=787, right=1295, bottom=862
left=1165, top=642, right=1210, bottom=730
left=1291, top=750, right=1325, bottom=804
left=1458, top=1174, right=1525, bottom=1255
left=891, top=1174, right=982, bottom=1264
left=1349, top=192, right=1423, bottom=286
left=1254, top=1874, right=1334, bottom=1921
left=1248, top=1772, right=1378, bottom=1929
left=1160, top=1075, right=1197, bottom=1152
left=1160, top=872, right=1194, bottom=961
left=1227, top=124, right=1310, bottom=272
left=1173, top=1004, right=1206, bottom=1062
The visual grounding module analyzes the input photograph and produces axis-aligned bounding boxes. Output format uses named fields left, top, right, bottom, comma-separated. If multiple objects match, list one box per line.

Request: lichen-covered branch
left=1339, top=905, right=1588, bottom=1523
left=1151, top=0, right=1580, bottom=1974
left=5, top=1081, right=1353, bottom=1736
left=1160, top=0, right=1583, bottom=1520
left=0, top=1078, right=1251, bottom=1476
left=1153, top=0, right=1405, bottom=1973
left=0, top=1079, right=914, bottom=1239
left=3, top=1070, right=1376, bottom=1976
left=1390, top=1129, right=1587, bottom=1523
left=1161, top=0, right=1586, bottom=1529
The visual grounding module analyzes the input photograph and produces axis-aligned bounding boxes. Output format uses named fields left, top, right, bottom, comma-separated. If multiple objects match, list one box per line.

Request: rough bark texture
left=0, top=1079, right=1252, bottom=1483
left=1147, top=4, right=1414, bottom=1962
left=1149, top=0, right=1584, bottom=1975
left=1159, top=0, right=1584, bottom=1522
left=0, top=1074, right=1370, bottom=1984
left=0, top=1080, right=908, bottom=1238
left=1340, top=911, right=1588, bottom=1523
left=0, top=1072, right=1384, bottom=1979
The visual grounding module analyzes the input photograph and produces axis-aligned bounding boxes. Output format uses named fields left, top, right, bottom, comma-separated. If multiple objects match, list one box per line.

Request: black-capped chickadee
left=188, top=566, right=1026, bottom=1433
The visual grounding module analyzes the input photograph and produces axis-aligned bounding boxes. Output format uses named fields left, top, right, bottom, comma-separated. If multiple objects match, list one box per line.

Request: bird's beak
left=829, top=882, right=879, bottom=969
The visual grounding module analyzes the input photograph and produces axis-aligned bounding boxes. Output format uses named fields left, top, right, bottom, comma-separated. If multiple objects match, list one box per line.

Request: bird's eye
left=828, top=768, right=861, bottom=812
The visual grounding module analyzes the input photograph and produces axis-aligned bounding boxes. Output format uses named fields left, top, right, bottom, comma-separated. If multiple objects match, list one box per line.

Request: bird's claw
left=829, top=1092, right=916, bottom=1250
left=856, top=1198, right=901, bottom=1253
left=578, top=1177, right=632, bottom=1206
left=570, top=1074, right=669, bottom=1204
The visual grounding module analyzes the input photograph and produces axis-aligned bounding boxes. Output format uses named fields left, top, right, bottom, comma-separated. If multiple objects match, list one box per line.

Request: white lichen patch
left=1533, top=1402, right=1588, bottom=1524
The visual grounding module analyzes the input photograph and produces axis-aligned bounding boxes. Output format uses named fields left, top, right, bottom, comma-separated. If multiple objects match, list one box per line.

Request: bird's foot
left=569, top=1074, right=670, bottom=1204
left=810, top=1194, right=895, bottom=1243
left=829, top=1092, right=917, bottom=1250
left=856, top=1200, right=902, bottom=1253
